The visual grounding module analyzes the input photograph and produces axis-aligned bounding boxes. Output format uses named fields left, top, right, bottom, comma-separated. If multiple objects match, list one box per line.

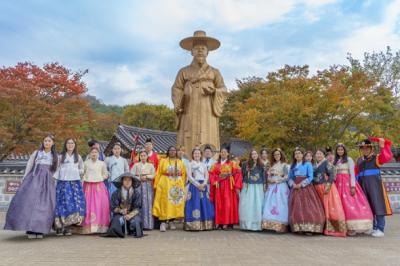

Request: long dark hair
left=334, top=143, right=348, bottom=165
left=166, top=146, right=177, bottom=158
left=270, top=148, right=286, bottom=166
left=39, top=134, right=58, bottom=172
left=61, top=138, right=79, bottom=164
left=305, top=150, right=314, bottom=164
left=246, top=149, right=263, bottom=170
left=290, top=147, right=305, bottom=170
left=218, top=146, right=230, bottom=163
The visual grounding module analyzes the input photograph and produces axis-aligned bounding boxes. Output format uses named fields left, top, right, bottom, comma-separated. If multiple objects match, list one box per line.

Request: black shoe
left=56, top=229, right=63, bottom=236
left=63, top=228, right=72, bottom=236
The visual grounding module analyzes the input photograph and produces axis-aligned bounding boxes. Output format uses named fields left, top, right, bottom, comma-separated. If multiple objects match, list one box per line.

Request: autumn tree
left=0, top=62, right=90, bottom=160
left=226, top=64, right=400, bottom=152
left=122, top=103, right=175, bottom=132
left=88, top=111, right=121, bottom=142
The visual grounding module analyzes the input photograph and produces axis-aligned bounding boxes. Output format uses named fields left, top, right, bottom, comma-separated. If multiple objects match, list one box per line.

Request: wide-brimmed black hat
left=357, top=139, right=373, bottom=148
left=112, top=172, right=141, bottom=189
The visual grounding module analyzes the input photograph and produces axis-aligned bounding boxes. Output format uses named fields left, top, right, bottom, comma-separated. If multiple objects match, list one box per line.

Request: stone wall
left=382, top=176, right=400, bottom=213
left=0, top=175, right=23, bottom=211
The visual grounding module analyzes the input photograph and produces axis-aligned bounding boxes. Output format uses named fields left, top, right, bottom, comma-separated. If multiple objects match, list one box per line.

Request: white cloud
left=339, top=0, right=400, bottom=58
left=83, top=63, right=172, bottom=106
left=124, top=0, right=338, bottom=40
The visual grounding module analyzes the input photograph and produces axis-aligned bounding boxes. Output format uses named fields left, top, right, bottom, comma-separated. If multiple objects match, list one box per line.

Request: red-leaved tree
left=0, top=62, right=91, bottom=160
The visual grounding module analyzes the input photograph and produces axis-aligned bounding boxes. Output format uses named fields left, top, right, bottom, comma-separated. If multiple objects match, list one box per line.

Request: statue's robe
left=172, top=61, right=226, bottom=153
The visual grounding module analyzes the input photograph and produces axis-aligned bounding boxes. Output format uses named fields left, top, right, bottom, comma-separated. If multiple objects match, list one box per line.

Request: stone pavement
left=0, top=212, right=399, bottom=266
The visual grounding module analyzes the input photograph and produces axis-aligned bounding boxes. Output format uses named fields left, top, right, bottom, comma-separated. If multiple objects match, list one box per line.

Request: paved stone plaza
left=0, top=212, right=399, bottom=266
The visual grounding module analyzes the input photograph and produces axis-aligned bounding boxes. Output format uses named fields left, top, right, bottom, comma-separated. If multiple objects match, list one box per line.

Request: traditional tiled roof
left=0, top=154, right=29, bottom=175
left=104, top=124, right=177, bottom=155
left=381, top=163, right=400, bottom=176
left=222, top=138, right=252, bottom=158
left=98, top=140, right=109, bottom=154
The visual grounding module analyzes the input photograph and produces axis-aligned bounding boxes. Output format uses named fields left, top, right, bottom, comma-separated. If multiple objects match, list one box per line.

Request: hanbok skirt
left=239, top=183, right=264, bottom=231
left=153, top=176, right=186, bottom=221
left=107, top=181, right=118, bottom=200
left=184, top=181, right=214, bottom=231
left=314, top=183, right=347, bottom=237
left=79, top=181, right=110, bottom=234
left=140, top=181, right=154, bottom=229
left=211, top=177, right=240, bottom=225
left=54, top=180, right=86, bottom=229
left=335, top=173, right=373, bottom=232
left=289, top=177, right=325, bottom=233
left=262, top=181, right=290, bottom=233
left=4, top=164, right=56, bottom=234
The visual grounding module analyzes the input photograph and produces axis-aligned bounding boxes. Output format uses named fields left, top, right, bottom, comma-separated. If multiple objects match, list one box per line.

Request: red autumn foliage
left=0, top=62, right=91, bottom=160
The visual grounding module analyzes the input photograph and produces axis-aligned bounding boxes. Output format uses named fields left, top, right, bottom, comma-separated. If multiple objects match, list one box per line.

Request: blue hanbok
left=184, top=161, right=214, bottom=231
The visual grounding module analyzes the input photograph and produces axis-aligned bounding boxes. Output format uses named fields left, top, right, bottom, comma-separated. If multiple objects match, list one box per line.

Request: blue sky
left=1, top=0, right=400, bottom=106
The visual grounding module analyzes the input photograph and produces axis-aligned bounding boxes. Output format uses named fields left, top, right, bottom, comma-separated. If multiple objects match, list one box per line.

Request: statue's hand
left=202, top=86, right=215, bottom=95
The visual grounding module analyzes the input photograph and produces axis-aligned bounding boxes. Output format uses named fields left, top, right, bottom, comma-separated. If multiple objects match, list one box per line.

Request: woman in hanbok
left=184, top=148, right=215, bottom=231
left=262, top=148, right=290, bottom=233
left=209, top=146, right=243, bottom=230
left=5, top=135, right=58, bottom=239
left=53, top=138, right=86, bottom=236
left=131, top=150, right=155, bottom=230
left=80, top=147, right=110, bottom=234
left=334, top=143, right=373, bottom=235
left=105, top=142, right=129, bottom=198
left=313, top=149, right=346, bottom=237
left=288, top=148, right=325, bottom=234
left=153, top=146, right=187, bottom=232
left=239, top=150, right=265, bottom=231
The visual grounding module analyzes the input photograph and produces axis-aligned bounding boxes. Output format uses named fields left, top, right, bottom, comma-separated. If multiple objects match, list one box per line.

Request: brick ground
left=0, top=212, right=399, bottom=266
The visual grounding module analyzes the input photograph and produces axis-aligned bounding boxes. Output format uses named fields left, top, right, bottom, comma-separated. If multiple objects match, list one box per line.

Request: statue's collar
left=190, top=60, right=209, bottom=71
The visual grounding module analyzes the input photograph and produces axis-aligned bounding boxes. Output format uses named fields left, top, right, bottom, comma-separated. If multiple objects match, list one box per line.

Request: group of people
left=3, top=135, right=393, bottom=239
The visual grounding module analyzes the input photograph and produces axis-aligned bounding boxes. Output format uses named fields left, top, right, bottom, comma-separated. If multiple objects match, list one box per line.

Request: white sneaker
left=160, top=222, right=167, bottom=232
left=364, top=229, right=375, bottom=235
left=372, top=230, right=384, bottom=237
left=35, top=234, right=44, bottom=239
left=169, top=222, right=176, bottom=230
left=27, top=234, right=36, bottom=239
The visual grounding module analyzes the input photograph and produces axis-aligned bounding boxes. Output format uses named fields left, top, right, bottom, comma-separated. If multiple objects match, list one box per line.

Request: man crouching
left=106, top=172, right=143, bottom=238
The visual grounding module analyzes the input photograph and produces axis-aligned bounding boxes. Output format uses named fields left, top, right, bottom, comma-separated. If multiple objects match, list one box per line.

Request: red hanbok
left=209, top=160, right=243, bottom=225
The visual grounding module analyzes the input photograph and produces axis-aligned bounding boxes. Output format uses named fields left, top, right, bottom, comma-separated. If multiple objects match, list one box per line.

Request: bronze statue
left=172, top=31, right=227, bottom=153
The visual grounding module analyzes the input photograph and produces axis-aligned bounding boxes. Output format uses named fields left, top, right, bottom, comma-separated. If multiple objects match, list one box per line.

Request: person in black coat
left=106, top=172, right=143, bottom=238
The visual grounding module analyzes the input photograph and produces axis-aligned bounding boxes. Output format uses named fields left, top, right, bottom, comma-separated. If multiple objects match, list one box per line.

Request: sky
left=1, top=0, right=400, bottom=106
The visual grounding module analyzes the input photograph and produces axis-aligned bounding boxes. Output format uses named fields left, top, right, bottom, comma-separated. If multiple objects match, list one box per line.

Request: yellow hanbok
left=152, top=158, right=187, bottom=220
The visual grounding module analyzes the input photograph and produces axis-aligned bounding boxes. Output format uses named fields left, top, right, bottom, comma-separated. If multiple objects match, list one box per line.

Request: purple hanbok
left=4, top=150, right=56, bottom=234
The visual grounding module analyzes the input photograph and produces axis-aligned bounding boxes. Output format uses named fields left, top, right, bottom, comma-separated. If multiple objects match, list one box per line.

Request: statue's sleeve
left=212, top=69, right=227, bottom=117
left=172, top=69, right=185, bottom=109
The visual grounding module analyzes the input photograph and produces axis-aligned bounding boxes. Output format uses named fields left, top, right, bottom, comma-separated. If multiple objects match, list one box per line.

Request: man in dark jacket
left=106, top=172, right=143, bottom=238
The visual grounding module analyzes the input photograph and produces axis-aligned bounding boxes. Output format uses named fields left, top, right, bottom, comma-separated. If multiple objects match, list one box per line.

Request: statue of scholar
left=172, top=30, right=227, bottom=153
